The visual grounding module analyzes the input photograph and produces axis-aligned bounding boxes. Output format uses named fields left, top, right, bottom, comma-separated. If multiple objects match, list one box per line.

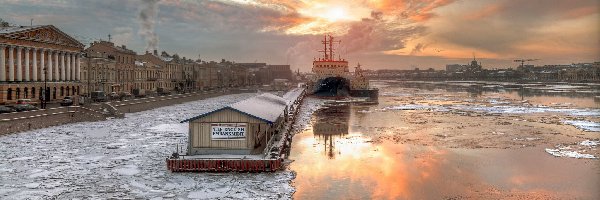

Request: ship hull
left=349, top=89, right=379, bottom=101
left=312, top=77, right=350, bottom=97
left=309, top=78, right=378, bottom=102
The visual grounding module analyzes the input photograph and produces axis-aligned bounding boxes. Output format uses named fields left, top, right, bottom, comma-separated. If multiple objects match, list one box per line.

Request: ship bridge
left=311, top=35, right=352, bottom=96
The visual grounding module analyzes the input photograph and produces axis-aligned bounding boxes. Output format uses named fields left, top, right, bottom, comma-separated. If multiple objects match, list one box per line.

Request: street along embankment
left=0, top=89, right=255, bottom=135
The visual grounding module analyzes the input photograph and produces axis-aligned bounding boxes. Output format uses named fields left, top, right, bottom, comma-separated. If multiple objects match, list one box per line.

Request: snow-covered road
left=0, top=93, right=294, bottom=199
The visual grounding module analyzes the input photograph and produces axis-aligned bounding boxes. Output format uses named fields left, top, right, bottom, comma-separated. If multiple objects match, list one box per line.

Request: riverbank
left=0, top=89, right=253, bottom=135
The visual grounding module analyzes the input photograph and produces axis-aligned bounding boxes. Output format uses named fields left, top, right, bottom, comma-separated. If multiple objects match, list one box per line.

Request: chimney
left=121, top=45, right=126, bottom=49
left=153, top=50, right=158, bottom=56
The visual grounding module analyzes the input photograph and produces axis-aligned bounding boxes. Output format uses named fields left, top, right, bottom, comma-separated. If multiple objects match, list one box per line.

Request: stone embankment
left=0, top=89, right=254, bottom=135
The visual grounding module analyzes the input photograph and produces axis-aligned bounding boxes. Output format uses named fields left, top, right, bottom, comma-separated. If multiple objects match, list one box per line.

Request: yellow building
left=0, top=25, right=84, bottom=104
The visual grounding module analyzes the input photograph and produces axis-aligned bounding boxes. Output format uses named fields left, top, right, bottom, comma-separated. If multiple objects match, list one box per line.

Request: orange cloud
left=563, top=6, right=599, bottom=19
left=464, top=3, right=505, bottom=20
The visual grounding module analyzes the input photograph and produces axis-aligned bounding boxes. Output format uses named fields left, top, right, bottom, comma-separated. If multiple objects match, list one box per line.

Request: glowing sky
left=1, top=0, right=598, bottom=70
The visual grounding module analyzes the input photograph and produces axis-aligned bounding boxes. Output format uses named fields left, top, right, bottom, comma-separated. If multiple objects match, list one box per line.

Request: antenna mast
left=329, top=35, right=334, bottom=61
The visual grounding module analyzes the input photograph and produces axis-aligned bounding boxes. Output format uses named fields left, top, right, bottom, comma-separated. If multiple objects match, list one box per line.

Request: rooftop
left=180, top=93, right=287, bottom=124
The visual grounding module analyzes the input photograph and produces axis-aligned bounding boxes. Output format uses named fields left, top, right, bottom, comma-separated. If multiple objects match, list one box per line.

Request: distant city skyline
left=1, top=0, right=598, bottom=71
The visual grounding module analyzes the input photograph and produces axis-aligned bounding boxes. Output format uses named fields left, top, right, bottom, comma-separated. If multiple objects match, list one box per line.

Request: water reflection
left=290, top=99, right=599, bottom=199
left=312, top=102, right=349, bottom=159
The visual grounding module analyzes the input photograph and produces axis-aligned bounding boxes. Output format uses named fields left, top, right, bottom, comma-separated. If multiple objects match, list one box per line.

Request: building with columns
left=0, top=25, right=84, bottom=104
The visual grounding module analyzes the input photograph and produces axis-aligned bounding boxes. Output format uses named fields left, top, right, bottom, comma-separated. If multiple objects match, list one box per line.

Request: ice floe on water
left=562, top=120, right=600, bottom=132
left=147, top=123, right=188, bottom=133
left=545, top=140, right=599, bottom=159
left=381, top=104, right=440, bottom=111
left=381, top=103, right=600, bottom=117
left=451, top=105, right=600, bottom=116
left=545, top=148, right=596, bottom=159
left=580, top=140, right=598, bottom=147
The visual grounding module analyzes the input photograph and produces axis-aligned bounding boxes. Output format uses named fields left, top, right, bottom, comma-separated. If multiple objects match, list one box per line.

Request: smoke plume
left=138, top=0, right=160, bottom=52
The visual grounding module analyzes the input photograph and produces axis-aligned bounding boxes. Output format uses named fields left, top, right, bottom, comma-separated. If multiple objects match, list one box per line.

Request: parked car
left=0, top=106, right=16, bottom=114
left=133, top=88, right=146, bottom=97
left=119, top=92, right=132, bottom=97
left=157, top=87, right=170, bottom=96
left=90, top=91, right=107, bottom=102
left=109, top=92, right=120, bottom=100
left=14, top=104, right=38, bottom=112
left=16, top=99, right=33, bottom=105
left=60, top=96, right=74, bottom=106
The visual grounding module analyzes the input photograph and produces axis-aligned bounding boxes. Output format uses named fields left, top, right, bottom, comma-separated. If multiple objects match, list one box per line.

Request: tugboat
left=309, top=34, right=378, bottom=101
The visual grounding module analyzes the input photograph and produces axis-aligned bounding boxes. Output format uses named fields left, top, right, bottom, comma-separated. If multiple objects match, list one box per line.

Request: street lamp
left=41, top=67, right=47, bottom=109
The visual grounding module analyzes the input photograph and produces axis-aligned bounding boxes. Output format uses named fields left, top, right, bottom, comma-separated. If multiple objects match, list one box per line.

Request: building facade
left=136, top=50, right=166, bottom=92
left=0, top=25, right=84, bottom=104
left=85, top=41, right=136, bottom=93
left=80, top=51, right=117, bottom=94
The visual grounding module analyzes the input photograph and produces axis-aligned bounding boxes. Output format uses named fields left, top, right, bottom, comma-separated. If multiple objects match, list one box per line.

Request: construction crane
left=514, top=59, right=539, bottom=69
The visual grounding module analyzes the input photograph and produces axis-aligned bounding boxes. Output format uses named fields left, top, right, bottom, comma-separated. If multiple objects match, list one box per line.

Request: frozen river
left=289, top=81, right=600, bottom=199
left=0, top=93, right=294, bottom=199
left=2, top=81, right=599, bottom=199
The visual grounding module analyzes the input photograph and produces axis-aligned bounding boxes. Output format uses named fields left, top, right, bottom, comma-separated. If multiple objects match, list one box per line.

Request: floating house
left=180, top=93, right=288, bottom=155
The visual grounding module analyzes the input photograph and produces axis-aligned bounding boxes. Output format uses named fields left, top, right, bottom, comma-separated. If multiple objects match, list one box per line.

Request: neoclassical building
left=0, top=25, right=84, bottom=104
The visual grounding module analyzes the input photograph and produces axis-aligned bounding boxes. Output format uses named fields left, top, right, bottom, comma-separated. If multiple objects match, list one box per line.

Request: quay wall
left=109, top=89, right=255, bottom=114
left=0, top=89, right=256, bottom=136
left=0, top=106, right=105, bottom=135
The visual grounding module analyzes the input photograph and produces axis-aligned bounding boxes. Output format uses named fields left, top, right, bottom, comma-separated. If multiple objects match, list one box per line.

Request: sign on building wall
left=210, top=123, right=247, bottom=140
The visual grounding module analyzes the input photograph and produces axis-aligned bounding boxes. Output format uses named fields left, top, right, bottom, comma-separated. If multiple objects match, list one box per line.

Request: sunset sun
left=325, top=7, right=347, bottom=22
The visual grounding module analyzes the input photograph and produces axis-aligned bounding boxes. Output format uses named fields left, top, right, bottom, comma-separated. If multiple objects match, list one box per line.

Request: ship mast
left=317, top=34, right=342, bottom=61
left=329, top=35, right=334, bottom=61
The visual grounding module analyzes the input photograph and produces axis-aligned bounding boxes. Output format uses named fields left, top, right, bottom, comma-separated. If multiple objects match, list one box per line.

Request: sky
left=1, top=0, right=598, bottom=71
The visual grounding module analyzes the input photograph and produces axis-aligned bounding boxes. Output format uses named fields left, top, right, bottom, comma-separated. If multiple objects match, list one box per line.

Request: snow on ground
left=0, top=93, right=295, bottom=199
left=562, top=120, right=600, bottom=132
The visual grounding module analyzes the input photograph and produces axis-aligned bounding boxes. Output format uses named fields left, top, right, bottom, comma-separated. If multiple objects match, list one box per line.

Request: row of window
left=316, top=65, right=347, bottom=68
left=6, top=86, right=79, bottom=100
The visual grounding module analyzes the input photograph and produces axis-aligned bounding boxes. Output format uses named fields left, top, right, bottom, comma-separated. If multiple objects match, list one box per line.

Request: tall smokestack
left=138, top=0, right=160, bottom=52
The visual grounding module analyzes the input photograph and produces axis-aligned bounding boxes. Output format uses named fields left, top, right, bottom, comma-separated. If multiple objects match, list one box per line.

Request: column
left=8, top=46, right=14, bottom=82
left=60, top=51, right=65, bottom=81
left=0, top=45, right=5, bottom=82
left=32, top=48, right=37, bottom=81
left=76, top=54, right=81, bottom=81
left=24, top=47, right=30, bottom=81
left=16, top=46, right=22, bottom=81
left=70, top=53, right=75, bottom=81
left=47, top=50, right=53, bottom=81
left=66, top=52, right=71, bottom=81
left=53, top=50, right=59, bottom=81
left=39, top=49, right=45, bottom=81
